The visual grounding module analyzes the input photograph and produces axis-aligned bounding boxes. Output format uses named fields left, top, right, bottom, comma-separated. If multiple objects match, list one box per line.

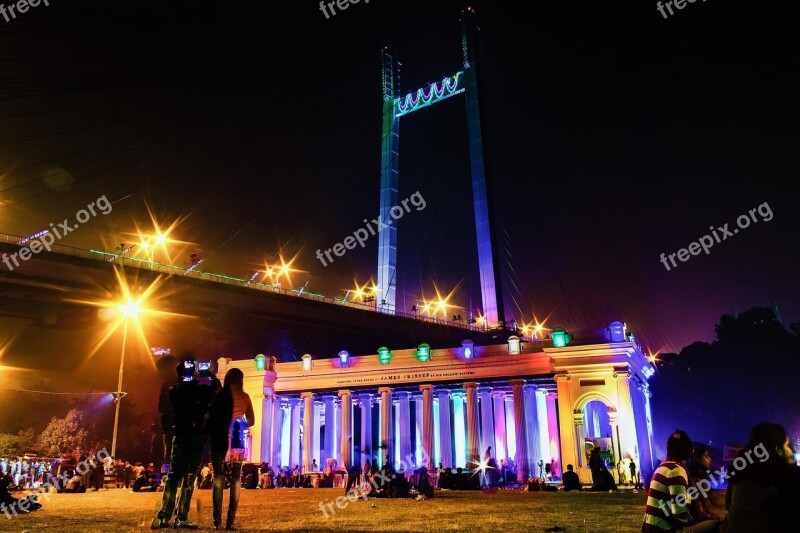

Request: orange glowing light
left=420, top=283, right=461, bottom=318
left=66, top=267, right=193, bottom=369
left=123, top=203, right=192, bottom=263
left=349, top=279, right=377, bottom=302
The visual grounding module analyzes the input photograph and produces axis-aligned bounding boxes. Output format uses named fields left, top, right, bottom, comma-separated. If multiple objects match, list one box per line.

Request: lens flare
left=66, top=266, right=193, bottom=369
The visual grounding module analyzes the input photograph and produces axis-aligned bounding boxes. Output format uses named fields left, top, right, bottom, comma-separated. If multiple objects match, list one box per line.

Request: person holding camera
left=206, top=368, right=254, bottom=531
left=151, top=359, right=220, bottom=530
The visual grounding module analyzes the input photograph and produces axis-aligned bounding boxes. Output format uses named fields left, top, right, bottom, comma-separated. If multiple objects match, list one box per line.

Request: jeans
left=155, top=433, right=204, bottom=523
left=211, top=437, right=242, bottom=527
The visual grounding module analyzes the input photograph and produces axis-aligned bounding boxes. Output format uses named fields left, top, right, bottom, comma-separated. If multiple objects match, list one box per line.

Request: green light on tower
left=255, top=354, right=266, bottom=371
left=416, top=343, right=431, bottom=363
left=551, top=328, right=571, bottom=348
left=378, top=346, right=392, bottom=365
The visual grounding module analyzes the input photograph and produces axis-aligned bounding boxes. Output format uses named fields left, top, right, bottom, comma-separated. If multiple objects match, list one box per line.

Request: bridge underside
left=0, top=242, right=496, bottom=373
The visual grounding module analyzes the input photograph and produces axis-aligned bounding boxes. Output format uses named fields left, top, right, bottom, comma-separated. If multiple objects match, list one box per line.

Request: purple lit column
left=437, top=389, right=453, bottom=468
left=492, top=391, right=507, bottom=462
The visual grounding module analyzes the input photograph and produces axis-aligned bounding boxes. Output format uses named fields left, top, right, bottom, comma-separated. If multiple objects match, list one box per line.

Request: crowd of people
left=0, top=455, right=167, bottom=494
left=5, top=356, right=799, bottom=533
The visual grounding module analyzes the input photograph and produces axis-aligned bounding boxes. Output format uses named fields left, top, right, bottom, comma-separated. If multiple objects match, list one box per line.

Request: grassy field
left=4, top=487, right=653, bottom=532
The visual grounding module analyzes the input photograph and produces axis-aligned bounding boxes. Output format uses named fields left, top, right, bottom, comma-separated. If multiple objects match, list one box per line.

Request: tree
left=15, top=428, right=36, bottom=454
left=0, top=433, right=18, bottom=456
left=37, top=409, right=91, bottom=457
left=651, top=306, right=800, bottom=455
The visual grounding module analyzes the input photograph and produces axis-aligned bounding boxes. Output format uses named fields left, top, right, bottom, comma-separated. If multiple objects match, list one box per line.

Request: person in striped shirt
left=642, top=430, right=719, bottom=532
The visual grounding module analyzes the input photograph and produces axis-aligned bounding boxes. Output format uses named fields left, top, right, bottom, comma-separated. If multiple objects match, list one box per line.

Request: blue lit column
left=437, top=389, right=452, bottom=469
left=396, top=391, right=411, bottom=469
left=413, top=393, right=423, bottom=467
left=377, top=49, right=400, bottom=314
left=313, top=400, right=322, bottom=468
left=478, top=386, right=494, bottom=462
left=524, top=384, right=541, bottom=478
left=289, top=398, right=302, bottom=468
left=462, top=11, right=504, bottom=326
left=359, top=393, right=373, bottom=468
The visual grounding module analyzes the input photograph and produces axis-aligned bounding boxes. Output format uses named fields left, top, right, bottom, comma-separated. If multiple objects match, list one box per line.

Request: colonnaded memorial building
left=216, top=321, right=656, bottom=485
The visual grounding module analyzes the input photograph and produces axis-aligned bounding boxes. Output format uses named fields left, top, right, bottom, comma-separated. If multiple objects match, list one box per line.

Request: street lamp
left=110, top=298, right=140, bottom=459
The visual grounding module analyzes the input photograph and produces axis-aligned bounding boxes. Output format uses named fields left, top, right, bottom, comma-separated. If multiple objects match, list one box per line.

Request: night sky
left=1, top=0, right=798, bottom=357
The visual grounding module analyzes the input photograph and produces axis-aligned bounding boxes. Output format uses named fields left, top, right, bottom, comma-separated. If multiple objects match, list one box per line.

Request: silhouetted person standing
left=151, top=360, right=220, bottom=530
left=206, top=368, right=254, bottom=531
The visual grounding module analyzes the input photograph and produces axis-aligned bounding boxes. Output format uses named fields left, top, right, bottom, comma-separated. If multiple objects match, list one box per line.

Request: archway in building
left=581, top=400, right=613, bottom=471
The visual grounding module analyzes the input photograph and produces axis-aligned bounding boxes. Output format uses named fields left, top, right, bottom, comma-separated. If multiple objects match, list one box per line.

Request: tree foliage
left=651, top=307, right=800, bottom=455
left=36, top=409, right=92, bottom=457
left=0, top=433, right=18, bottom=457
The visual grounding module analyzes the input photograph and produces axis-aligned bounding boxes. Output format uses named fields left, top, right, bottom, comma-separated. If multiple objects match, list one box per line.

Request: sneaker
left=174, top=519, right=200, bottom=529
left=150, top=517, right=169, bottom=529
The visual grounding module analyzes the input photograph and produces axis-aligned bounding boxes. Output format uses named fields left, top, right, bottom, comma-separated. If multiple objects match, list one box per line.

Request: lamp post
left=111, top=300, right=140, bottom=459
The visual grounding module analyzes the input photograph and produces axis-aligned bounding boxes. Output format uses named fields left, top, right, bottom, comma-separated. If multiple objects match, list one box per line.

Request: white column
left=289, top=398, right=302, bottom=468
left=478, top=386, right=494, bottom=461
left=536, top=389, right=552, bottom=472
left=396, top=391, right=411, bottom=469
left=301, top=392, right=314, bottom=472
left=378, top=387, right=392, bottom=467
left=338, top=390, right=352, bottom=468
left=262, top=391, right=274, bottom=465
left=279, top=402, right=290, bottom=467
left=334, top=400, right=342, bottom=464
left=359, top=393, right=373, bottom=468
left=413, top=394, right=423, bottom=467
left=248, top=391, right=264, bottom=463
left=492, top=391, right=508, bottom=462
left=452, top=392, right=466, bottom=468
left=272, top=397, right=284, bottom=467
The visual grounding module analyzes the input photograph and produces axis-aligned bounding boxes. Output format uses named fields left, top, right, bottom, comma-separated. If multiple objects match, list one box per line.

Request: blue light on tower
left=338, top=350, right=350, bottom=368
left=461, top=339, right=474, bottom=359
left=608, top=321, right=626, bottom=342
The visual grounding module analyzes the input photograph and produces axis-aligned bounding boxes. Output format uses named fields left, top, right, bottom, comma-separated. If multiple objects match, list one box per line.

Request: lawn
left=5, top=487, right=651, bottom=532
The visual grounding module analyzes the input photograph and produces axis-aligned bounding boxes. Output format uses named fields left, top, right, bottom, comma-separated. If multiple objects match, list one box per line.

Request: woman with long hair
left=725, top=423, right=800, bottom=532
left=206, top=368, right=254, bottom=531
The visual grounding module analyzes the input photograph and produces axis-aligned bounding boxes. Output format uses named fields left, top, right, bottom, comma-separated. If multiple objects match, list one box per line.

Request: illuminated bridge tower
left=376, top=9, right=505, bottom=327
left=377, top=48, right=401, bottom=315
